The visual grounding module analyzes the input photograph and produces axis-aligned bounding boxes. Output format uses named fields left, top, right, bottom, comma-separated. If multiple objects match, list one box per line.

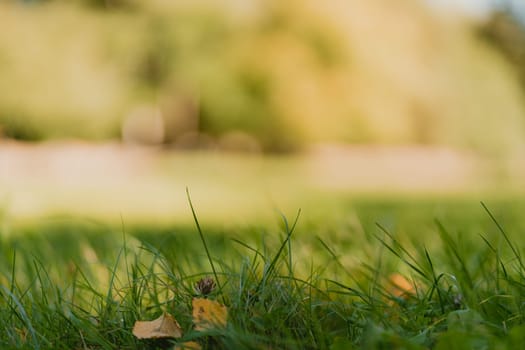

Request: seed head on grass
left=195, top=276, right=216, bottom=296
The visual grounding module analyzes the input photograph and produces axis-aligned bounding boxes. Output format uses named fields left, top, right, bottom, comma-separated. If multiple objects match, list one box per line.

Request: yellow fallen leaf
left=388, top=273, right=416, bottom=299
left=174, top=341, right=202, bottom=350
left=192, top=298, right=228, bottom=331
left=132, top=313, right=183, bottom=339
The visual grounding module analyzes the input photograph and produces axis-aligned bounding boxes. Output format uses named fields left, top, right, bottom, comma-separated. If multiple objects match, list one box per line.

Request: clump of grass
left=1, top=200, right=525, bottom=348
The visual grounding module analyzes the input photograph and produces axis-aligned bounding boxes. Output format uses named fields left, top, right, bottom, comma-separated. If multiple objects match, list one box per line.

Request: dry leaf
left=388, top=273, right=416, bottom=299
left=192, top=298, right=228, bottom=331
left=174, top=341, right=202, bottom=350
left=133, top=313, right=183, bottom=339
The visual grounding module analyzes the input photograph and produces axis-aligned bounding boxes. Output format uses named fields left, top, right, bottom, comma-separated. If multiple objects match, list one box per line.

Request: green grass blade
left=186, top=187, right=223, bottom=294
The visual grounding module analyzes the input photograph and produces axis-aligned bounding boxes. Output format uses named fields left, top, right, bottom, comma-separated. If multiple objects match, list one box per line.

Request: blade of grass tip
left=119, top=213, right=143, bottom=316
left=435, top=220, right=473, bottom=288
left=325, top=279, right=370, bottom=302
left=424, top=247, right=445, bottom=314
left=9, top=249, right=16, bottom=317
left=371, top=237, right=385, bottom=303
left=279, top=210, right=300, bottom=282
left=375, top=224, right=427, bottom=279
left=231, top=238, right=264, bottom=261
left=103, top=243, right=125, bottom=322
left=316, top=237, right=348, bottom=273
left=316, top=237, right=337, bottom=260
left=31, top=259, right=49, bottom=307
left=256, top=209, right=301, bottom=293
left=120, top=214, right=131, bottom=291
left=281, top=212, right=293, bottom=278
left=278, top=274, right=329, bottom=299
left=479, top=233, right=508, bottom=282
left=317, top=237, right=373, bottom=298
left=186, top=187, right=223, bottom=294
left=377, top=223, right=426, bottom=272
left=317, top=238, right=360, bottom=299
left=481, top=201, right=524, bottom=270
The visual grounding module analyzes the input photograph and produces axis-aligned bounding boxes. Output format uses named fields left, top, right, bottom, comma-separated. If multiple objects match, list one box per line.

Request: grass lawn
left=1, top=197, right=525, bottom=349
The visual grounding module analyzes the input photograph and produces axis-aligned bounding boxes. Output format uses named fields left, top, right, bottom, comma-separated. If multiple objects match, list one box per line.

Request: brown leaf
left=388, top=273, right=416, bottom=299
left=132, top=313, right=183, bottom=339
left=174, top=341, right=202, bottom=350
left=192, top=298, right=228, bottom=331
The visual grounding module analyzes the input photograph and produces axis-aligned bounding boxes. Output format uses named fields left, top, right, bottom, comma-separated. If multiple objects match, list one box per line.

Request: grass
left=2, top=198, right=525, bottom=349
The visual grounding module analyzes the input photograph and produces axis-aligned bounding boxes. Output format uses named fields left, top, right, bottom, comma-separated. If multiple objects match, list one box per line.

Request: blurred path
left=0, top=141, right=499, bottom=224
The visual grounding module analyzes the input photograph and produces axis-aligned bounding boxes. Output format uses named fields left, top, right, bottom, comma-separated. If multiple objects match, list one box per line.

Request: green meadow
left=2, top=196, right=525, bottom=349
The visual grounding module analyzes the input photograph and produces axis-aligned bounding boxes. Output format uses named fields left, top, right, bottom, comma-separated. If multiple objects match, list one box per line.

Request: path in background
left=425, top=0, right=525, bottom=19
left=0, top=141, right=516, bottom=225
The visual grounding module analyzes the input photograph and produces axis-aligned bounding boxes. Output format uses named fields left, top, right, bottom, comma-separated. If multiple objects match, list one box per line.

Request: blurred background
left=1, top=0, right=525, bottom=225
